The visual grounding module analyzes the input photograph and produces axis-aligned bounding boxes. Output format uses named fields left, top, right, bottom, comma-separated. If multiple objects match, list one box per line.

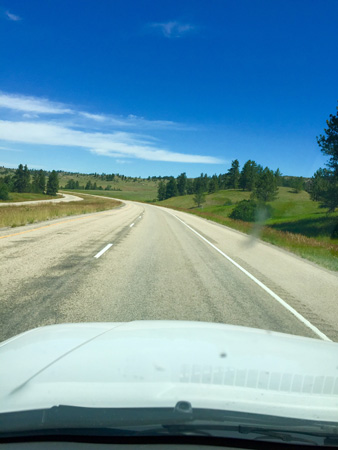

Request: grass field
left=73, top=186, right=158, bottom=202
left=0, top=194, right=121, bottom=228
left=155, top=187, right=338, bottom=271
left=58, top=173, right=158, bottom=201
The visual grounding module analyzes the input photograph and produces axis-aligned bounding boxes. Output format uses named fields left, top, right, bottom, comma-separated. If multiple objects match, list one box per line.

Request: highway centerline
left=94, top=243, right=113, bottom=259
left=171, top=212, right=331, bottom=342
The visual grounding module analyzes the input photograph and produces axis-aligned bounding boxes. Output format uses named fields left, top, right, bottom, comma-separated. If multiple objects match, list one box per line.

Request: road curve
left=0, top=193, right=83, bottom=207
left=0, top=199, right=337, bottom=342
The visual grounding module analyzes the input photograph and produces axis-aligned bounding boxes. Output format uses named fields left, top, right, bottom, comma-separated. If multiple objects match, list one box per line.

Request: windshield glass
left=0, top=0, right=338, bottom=446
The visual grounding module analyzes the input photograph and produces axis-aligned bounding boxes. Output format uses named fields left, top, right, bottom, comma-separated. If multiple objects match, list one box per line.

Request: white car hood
left=0, top=321, right=337, bottom=422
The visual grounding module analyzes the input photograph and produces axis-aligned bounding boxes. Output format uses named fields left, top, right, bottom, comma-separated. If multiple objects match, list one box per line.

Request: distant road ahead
left=0, top=193, right=83, bottom=207
left=0, top=200, right=337, bottom=342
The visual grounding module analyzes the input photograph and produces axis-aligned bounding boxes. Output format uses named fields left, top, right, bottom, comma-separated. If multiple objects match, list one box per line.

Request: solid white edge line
left=94, top=243, right=113, bottom=259
left=171, top=213, right=331, bottom=342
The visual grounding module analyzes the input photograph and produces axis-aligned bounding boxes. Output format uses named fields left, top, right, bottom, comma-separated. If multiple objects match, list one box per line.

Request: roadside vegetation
left=0, top=164, right=59, bottom=201
left=0, top=194, right=121, bottom=228
left=155, top=187, right=338, bottom=271
left=1, top=104, right=337, bottom=269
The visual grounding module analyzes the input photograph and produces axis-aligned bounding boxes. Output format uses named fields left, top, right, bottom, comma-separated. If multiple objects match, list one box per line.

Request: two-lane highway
left=0, top=200, right=337, bottom=342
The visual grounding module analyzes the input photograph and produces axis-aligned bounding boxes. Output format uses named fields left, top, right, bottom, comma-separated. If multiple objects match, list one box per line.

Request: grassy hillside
left=58, top=173, right=158, bottom=201
left=155, top=187, right=338, bottom=271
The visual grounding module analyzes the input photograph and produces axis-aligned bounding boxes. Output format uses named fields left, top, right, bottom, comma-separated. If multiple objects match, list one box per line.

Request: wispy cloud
left=0, top=91, right=222, bottom=164
left=5, top=10, right=21, bottom=21
left=148, top=21, right=195, bottom=38
left=0, top=92, right=73, bottom=114
left=79, top=112, right=107, bottom=122
left=0, top=120, right=221, bottom=164
left=0, top=145, right=23, bottom=152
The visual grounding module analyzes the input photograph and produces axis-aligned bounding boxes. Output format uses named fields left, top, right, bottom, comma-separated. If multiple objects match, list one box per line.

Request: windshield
left=0, top=0, right=338, bottom=447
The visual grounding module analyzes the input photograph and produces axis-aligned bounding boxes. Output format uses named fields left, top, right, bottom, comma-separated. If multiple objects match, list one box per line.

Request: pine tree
left=253, top=167, right=278, bottom=202
left=310, top=103, right=338, bottom=211
left=13, top=164, right=30, bottom=193
left=46, top=171, right=59, bottom=195
left=227, top=159, right=240, bottom=189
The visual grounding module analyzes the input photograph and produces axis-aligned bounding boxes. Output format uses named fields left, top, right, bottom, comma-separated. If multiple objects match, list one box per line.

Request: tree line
left=0, top=164, right=59, bottom=200
left=157, top=161, right=281, bottom=204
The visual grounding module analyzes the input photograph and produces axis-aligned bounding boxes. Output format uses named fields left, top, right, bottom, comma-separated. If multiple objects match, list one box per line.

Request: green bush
left=0, top=183, right=9, bottom=201
left=331, top=222, right=338, bottom=239
left=230, top=200, right=273, bottom=222
left=223, top=198, right=233, bottom=206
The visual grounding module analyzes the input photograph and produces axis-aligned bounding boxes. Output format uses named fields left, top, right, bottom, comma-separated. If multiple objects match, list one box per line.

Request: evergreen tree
left=13, top=164, right=30, bottom=193
left=227, top=159, right=240, bottom=189
left=208, top=175, right=219, bottom=193
left=290, top=177, right=304, bottom=193
left=239, top=160, right=258, bottom=191
left=186, top=179, right=194, bottom=194
left=165, top=177, right=178, bottom=199
left=0, top=179, right=9, bottom=200
left=274, top=168, right=283, bottom=186
left=176, top=172, right=187, bottom=196
left=46, top=170, right=59, bottom=195
left=310, top=102, right=338, bottom=211
left=193, top=189, right=206, bottom=207
left=157, top=180, right=166, bottom=201
left=253, top=167, right=279, bottom=202
left=32, top=170, right=45, bottom=193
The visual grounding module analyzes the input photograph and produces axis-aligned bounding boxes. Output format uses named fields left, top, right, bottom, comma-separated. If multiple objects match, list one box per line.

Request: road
left=0, top=192, right=83, bottom=207
left=0, top=200, right=337, bottom=342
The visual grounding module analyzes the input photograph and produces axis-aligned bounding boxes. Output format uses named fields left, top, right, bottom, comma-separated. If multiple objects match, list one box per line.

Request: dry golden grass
left=0, top=194, right=121, bottom=228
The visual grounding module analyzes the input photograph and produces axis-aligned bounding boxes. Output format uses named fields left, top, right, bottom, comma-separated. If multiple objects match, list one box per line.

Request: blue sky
left=0, top=0, right=337, bottom=178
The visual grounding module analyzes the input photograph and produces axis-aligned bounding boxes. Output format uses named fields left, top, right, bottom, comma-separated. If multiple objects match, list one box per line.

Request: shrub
left=331, top=222, right=338, bottom=239
left=230, top=200, right=257, bottom=221
left=230, top=200, right=273, bottom=222
left=0, top=182, right=9, bottom=201
left=223, top=198, right=232, bottom=206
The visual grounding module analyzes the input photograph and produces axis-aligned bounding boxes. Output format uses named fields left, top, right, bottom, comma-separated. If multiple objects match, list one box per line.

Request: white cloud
left=5, top=11, right=21, bottom=21
left=0, top=145, right=23, bottom=152
left=0, top=92, right=73, bottom=114
left=0, top=120, right=222, bottom=164
left=22, top=113, right=39, bottom=119
left=79, top=112, right=107, bottom=122
left=149, top=21, right=195, bottom=38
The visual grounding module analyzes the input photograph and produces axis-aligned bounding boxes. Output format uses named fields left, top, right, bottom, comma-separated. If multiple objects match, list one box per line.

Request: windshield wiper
left=1, top=403, right=337, bottom=446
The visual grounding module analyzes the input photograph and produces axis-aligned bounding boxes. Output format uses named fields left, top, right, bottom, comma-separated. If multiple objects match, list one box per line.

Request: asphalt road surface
left=1, top=200, right=337, bottom=342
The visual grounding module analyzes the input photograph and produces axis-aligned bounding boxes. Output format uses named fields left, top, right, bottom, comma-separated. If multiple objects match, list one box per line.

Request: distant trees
left=46, top=171, right=59, bottom=196
left=309, top=102, right=338, bottom=211
left=165, top=177, right=178, bottom=199
left=290, top=177, right=304, bottom=193
left=32, top=170, right=46, bottom=194
left=0, top=164, right=61, bottom=200
left=65, top=179, right=80, bottom=189
left=157, top=180, right=166, bottom=201
left=155, top=160, right=281, bottom=204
